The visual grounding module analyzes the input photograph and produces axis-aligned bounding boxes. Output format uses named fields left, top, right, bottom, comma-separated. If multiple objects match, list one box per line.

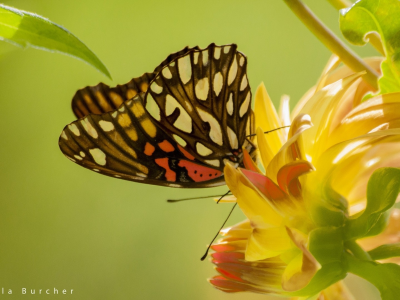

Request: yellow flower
left=209, top=56, right=400, bottom=298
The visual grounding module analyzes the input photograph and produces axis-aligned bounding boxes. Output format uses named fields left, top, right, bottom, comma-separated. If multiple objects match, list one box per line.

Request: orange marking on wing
left=178, top=160, right=222, bottom=182
left=155, top=158, right=176, bottom=182
left=144, top=143, right=155, bottom=156
left=178, top=145, right=195, bottom=160
left=158, top=140, right=175, bottom=152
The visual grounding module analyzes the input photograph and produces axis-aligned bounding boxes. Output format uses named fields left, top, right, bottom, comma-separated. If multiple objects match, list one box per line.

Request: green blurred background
left=0, top=0, right=381, bottom=299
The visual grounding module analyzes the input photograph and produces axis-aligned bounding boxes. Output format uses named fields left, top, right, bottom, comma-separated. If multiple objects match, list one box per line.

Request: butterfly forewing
left=71, top=46, right=202, bottom=119
left=145, top=44, right=252, bottom=169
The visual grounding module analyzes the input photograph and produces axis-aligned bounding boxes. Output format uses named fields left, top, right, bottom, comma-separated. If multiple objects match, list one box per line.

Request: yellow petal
left=298, top=72, right=364, bottom=160
left=256, top=126, right=275, bottom=170
left=314, top=55, right=341, bottom=94
left=308, top=129, right=400, bottom=210
left=224, top=163, right=283, bottom=228
left=279, top=94, right=291, bottom=142
left=281, top=228, right=321, bottom=292
left=255, top=82, right=284, bottom=153
left=326, top=92, right=400, bottom=149
left=246, top=227, right=292, bottom=261
left=266, top=114, right=313, bottom=182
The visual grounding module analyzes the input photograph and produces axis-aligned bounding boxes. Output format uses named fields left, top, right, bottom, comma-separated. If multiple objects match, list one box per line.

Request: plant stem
left=345, top=240, right=372, bottom=261
left=327, top=0, right=352, bottom=10
left=326, top=0, right=385, bottom=55
left=283, top=0, right=379, bottom=91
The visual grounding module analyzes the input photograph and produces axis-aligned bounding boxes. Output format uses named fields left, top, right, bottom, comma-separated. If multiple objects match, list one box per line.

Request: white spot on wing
left=67, top=157, right=76, bottom=162
left=227, top=126, right=239, bottom=149
left=214, top=47, right=221, bottom=59
left=195, top=78, right=209, bottom=101
left=205, top=159, right=220, bottom=167
left=111, top=111, right=118, bottom=118
left=240, top=75, right=248, bottom=91
left=224, top=46, right=231, bottom=54
left=114, top=175, right=121, bottom=178
left=196, top=142, right=213, bottom=156
left=80, top=151, right=86, bottom=157
left=239, top=55, right=245, bottom=66
left=74, top=155, right=83, bottom=160
left=68, top=124, right=80, bottom=136
left=196, top=108, right=223, bottom=146
left=178, top=55, right=192, bottom=84
left=193, top=52, right=199, bottom=64
left=213, top=72, right=223, bottom=96
left=99, top=120, right=114, bottom=132
left=228, top=56, right=237, bottom=86
left=81, top=118, right=98, bottom=139
left=202, top=51, right=209, bottom=66
left=165, top=94, right=192, bottom=133
left=173, top=134, right=187, bottom=147
left=162, top=67, right=172, bottom=79
left=146, top=94, right=161, bottom=121
left=93, top=169, right=100, bottom=172
left=89, top=148, right=106, bottom=166
left=150, top=82, right=163, bottom=94
left=118, top=105, right=125, bottom=112
left=226, top=93, right=234, bottom=116
left=61, top=131, right=68, bottom=140
left=239, top=92, right=251, bottom=117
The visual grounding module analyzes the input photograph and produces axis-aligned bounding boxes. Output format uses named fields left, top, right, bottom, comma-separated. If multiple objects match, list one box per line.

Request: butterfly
left=59, top=43, right=255, bottom=188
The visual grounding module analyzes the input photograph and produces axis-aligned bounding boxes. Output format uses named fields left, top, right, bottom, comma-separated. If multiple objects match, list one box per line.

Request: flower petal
left=255, top=82, right=284, bottom=153
left=246, top=227, right=292, bottom=261
left=277, top=160, right=315, bottom=198
left=281, top=228, right=321, bottom=292
left=224, top=163, right=283, bottom=228
left=266, top=114, right=313, bottom=182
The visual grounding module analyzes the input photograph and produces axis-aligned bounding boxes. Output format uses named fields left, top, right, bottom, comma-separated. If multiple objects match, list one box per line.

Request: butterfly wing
left=60, top=93, right=225, bottom=188
left=71, top=46, right=201, bottom=119
left=144, top=44, right=252, bottom=169
left=61, top=43, right=253, bottom=188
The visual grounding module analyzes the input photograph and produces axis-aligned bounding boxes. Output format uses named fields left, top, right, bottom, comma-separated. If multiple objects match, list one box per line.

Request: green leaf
left=0, top=4, right=111, bottom=79
left=368, top=243, right=400, bottom=260
left=345, top=167, right=400, bottom=240
left=339, top=0, right=400, bottom=94
left=346, top=253, right=400, bottom=300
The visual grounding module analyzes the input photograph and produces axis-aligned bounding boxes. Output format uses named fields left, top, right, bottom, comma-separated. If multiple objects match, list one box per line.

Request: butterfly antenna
left=167, top=193, right=231, bottom=203
left=216, top=190, right=231, bottom=204
left=246, top=125, right=291, bottom=138
left=200, top=203, right=237, bottom=261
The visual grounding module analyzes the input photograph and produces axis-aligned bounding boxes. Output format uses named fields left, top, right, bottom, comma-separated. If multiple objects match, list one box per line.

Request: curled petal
left=282, top=228, right=321, bottom=292
left=299, top=73, right=364, bottom=160
left=266, top=114, right=313, bottom=182
left=243, top=148, right=262, bottom=173
left=277, top=160, right=315, bottom=198
left=327, top=93, right=400, bottom=149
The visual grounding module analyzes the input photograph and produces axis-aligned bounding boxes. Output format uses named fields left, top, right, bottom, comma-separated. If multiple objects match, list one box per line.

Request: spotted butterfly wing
left=59, top=43, right=254, bottom=188
left=70, top=46, right=201, bottom=119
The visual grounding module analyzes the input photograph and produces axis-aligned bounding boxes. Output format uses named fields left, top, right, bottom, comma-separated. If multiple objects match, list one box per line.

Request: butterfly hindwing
left=60, top=93, right=225, bottom=187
